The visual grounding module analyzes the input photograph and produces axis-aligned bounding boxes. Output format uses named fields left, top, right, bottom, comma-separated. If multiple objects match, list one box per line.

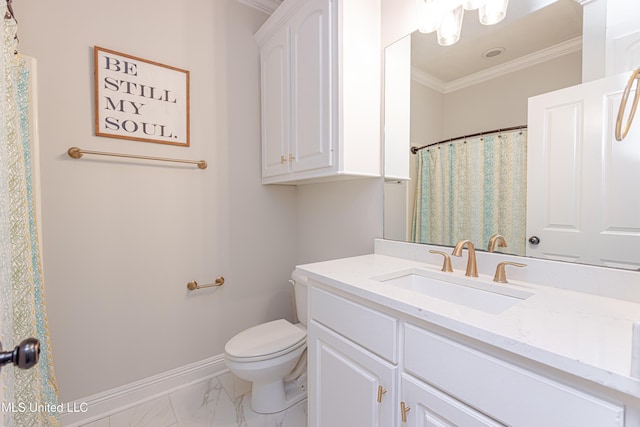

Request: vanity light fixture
left=478, top=0, right=509, bottom=25
left=416, top=0, right=510, bottom=46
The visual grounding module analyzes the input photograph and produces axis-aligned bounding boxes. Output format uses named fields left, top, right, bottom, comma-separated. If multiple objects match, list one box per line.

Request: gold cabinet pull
left=377, top=385, right=387, bottom=403
left=289, top=153, right=295, bottom=161
left=615, top=67, right=640, bottom=141
left=400, top=401, right=411, bottom=422
left=429, top=250, right=453, bottom=272
left=280, top=155, right=287, bottom=164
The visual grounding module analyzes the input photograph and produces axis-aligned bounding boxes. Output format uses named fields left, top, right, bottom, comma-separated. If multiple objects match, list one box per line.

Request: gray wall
left=15, top=0, right=386, bottom=402
left=16, top=0, right=299, bottom=402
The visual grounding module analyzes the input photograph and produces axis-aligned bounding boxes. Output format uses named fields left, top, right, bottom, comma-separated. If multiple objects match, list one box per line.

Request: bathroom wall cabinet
left=254, top=0, right=381, bottom=185
left=307, top=280, right=627, bottom=427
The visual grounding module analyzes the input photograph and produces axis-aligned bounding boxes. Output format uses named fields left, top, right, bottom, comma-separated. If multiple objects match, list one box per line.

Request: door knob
left=528, top=236, right=540, bottom=245
left=0, top=338, right=40, bottom=372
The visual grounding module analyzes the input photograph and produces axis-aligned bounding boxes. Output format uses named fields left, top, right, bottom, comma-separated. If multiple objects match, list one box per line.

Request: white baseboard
left=61, top=354, right=227, bottom=426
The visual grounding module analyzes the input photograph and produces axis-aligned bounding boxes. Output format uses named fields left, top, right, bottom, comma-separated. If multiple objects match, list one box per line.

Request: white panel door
left=400, top=374, right=504, bottom=427
left=289, top=0, right=333, bottom=173
left=260, top=27, right=290, bottom=178
left=527, top=71, right=640, bottom=269
left=308, top=321, right=396, bottom=427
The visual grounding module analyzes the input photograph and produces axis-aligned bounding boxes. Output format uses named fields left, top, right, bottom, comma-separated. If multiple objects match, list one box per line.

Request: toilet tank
left=291, top=270, right=308, bottom=326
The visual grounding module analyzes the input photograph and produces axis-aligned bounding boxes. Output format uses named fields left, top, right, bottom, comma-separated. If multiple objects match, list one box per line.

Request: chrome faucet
left=452, top=240, right=478, bottom=277
left=487, top=234, right=507, bottom=252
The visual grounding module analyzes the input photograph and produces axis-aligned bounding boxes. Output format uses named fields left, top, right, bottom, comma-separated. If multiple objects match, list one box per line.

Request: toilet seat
left=225, top=319, right=307, bottom=363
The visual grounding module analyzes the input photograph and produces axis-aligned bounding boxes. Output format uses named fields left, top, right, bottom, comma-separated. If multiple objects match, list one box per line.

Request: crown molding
left=411, top=68, right=446, bottom=93
left=413, top=36, right=583, bottom=94
left=254, top=0, right=306, bottom=45
left=236, top=0, right=281, bottom=15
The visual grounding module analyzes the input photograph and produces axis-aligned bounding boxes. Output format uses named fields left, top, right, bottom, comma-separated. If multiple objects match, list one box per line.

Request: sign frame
left=94, top=46, right=190, bottom=147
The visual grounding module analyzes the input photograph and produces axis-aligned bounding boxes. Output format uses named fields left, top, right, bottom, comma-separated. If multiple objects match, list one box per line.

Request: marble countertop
left=296, top=253, right=640, bottom=399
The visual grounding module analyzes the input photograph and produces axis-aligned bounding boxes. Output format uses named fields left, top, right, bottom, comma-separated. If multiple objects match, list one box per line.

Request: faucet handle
left=429, top=250, right=453, bottom=272
left=493, top=261, right=526, bottom=283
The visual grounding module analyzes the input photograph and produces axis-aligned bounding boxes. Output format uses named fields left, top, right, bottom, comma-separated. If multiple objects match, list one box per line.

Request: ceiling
left=411, top=0, right=583, bottom=85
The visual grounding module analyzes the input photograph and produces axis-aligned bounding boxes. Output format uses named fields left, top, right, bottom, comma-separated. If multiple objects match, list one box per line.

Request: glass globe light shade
left=437, top=4, right=464, bottom=46
left=479, top=0, right=509, bottom=25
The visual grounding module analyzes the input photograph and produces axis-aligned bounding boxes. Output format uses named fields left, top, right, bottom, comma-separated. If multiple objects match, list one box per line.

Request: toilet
left=224, top=271, right=308, bottom=414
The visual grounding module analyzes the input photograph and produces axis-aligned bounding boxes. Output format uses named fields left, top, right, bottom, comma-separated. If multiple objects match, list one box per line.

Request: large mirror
left=383, top=0, right=640, bottom=270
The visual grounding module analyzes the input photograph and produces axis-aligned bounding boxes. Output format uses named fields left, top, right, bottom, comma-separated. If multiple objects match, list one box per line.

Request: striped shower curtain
left=411, top=129, right=527, bottom=255
left=0, top=4, right=59, bottom=426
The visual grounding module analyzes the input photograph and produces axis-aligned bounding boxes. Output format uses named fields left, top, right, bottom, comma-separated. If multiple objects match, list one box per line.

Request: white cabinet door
left=289, top=0, right=333, bottom=174
left=256, top=0, right=380, bottom=184
left=308, top=321, right=397, bottom=427
left=527, top=71, right=640, bottom=269
left=400, top=374, right=504, bottom=427
left=260, top=27, right=290, bottom=178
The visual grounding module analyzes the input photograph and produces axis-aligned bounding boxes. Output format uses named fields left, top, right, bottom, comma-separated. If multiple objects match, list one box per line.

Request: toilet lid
left=225, top=319, right=306, bottom=359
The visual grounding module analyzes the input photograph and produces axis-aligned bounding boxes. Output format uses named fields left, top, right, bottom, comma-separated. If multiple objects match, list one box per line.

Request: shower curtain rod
left=410, top=125, right=527, bottom=154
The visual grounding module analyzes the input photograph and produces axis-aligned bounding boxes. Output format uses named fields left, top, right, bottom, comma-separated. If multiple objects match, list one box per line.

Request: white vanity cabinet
left=307, top=279, right=628, bottom=427
left=310, top=322, right=396, bottom=426
left=255, top=0, right=381, bottom=185
left=403, top=324, right=624, bottom=427
left=308, top=286, right=398, bottom=427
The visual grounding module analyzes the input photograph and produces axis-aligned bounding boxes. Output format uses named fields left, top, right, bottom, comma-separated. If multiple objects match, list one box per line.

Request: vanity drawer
left=310, top=286, right=398, bottom=363
left=404, top=324, right=624, bottom=427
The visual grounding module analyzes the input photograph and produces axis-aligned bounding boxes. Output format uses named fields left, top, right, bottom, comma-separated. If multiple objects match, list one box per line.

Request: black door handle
left=528, top=236, right=541, bottom=245
left=0, top=338, right=40, bottom=372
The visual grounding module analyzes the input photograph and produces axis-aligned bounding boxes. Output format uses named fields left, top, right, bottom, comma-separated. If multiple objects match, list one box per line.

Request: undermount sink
left=373, top=269, right=534, bottom=314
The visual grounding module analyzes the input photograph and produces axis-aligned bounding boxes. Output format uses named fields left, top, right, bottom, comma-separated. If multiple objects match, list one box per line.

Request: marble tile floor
left=79, top=372, right=307, bottom=427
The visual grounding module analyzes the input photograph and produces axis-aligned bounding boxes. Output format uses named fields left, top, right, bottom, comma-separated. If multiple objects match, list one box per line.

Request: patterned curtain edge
left=1, top=5, right=59, bottom=426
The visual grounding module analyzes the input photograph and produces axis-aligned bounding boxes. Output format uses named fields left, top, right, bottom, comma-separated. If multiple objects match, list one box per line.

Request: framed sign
left=94, top=46, right=190, bottom=146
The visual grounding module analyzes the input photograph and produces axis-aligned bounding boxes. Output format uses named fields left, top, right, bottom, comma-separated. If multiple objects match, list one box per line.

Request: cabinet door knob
left=280, top=155, right=287, bottom=164
left=528, top=236, right=540, bottom=245
left=377, top=385, right=387, bottom=403
left=289, top=153, right=295, bottom=161
left=400, top=401, right=411, bottom=422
